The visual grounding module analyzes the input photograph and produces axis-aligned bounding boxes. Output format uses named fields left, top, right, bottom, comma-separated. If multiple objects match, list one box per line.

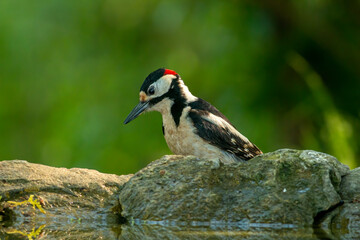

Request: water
left=0, top=219, right=347, bottom=239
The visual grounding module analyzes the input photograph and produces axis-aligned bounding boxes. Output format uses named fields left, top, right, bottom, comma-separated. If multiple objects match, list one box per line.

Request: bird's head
left=124, top=68, right=180, bottom=124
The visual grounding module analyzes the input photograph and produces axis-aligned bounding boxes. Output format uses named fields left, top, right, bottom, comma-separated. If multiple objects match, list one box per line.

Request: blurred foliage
left=0, top=0, right=359, bottom=174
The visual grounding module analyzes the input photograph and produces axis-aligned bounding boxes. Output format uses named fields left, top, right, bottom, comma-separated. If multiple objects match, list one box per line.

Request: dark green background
left=0, top=1, right=359, bottom=174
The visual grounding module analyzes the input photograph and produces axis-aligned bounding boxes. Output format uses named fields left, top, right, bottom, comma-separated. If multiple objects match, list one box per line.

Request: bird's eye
left=148, top=86, right=155, bottom=95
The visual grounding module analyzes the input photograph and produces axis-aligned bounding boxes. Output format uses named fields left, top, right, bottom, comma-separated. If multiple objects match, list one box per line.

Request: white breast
left=163, top=106, right=237, bottom=164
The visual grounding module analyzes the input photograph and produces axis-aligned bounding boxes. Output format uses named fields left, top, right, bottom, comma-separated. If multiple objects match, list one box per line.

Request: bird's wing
left=188, top=108, right=262, bottom=161
left=189, top=98, right=234, bottom=126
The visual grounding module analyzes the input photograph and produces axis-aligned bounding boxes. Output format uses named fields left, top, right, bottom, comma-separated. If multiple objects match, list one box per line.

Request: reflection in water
left=0, top=220, right=349, bottom=239
left=119, top=222, right=319, bottom=240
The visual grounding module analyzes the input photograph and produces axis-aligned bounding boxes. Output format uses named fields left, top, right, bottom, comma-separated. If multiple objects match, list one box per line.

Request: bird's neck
left=176, top=79, right=197, bottom=103
left=155, top=79, right=196, bottom=127
left=166, top=79, right=196, bottom=126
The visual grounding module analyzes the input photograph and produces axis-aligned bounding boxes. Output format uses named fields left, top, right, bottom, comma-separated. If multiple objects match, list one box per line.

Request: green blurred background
left=0, top=0, right=359, bottom=174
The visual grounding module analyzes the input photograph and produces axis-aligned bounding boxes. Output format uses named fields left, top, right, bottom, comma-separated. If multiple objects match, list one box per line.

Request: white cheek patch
left=151, top=75, right=174, bottom=98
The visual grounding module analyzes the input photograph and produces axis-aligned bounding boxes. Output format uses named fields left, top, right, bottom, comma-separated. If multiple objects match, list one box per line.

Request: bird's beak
left=124, top=101, right=149, bottom=124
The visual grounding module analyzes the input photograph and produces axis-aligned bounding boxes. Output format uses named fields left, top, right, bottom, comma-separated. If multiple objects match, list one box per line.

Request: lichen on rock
left=0, top=160, right=132, bottom=236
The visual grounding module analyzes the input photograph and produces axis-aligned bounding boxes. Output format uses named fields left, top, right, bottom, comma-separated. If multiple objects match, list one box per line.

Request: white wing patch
left=202, top=113, right=251, bottom=144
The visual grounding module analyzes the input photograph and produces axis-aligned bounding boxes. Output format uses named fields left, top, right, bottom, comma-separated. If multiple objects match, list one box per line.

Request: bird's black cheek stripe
left=149, top=95, right=166, bottom=105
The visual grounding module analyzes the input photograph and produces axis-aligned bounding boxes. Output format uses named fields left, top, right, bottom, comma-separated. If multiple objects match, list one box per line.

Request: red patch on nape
left=163, top=69, right=177, bottom=76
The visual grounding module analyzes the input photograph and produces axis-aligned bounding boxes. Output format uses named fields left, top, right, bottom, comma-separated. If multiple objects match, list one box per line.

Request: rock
left=326, top=167, right=360, bottom=239
left=0, top=160, right=132, bottom=237
left=331, top=203, right=360, bottom=239
left=340, top=167, right=360, bottom=202
left=119, top=149, right=350, bottom=226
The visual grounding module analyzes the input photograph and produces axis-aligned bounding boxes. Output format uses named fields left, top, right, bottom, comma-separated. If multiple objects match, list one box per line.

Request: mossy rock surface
left=330, top=167, right=360, bottom=239
left=340, top=167, right=360, bottom=202
left=119, top=149, right=350, bottom=226
left=0, top=160, right=132, bottom=238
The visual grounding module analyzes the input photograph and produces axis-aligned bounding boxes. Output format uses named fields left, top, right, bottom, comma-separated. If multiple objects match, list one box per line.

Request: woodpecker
left=124, top=68, right=262, bottom=163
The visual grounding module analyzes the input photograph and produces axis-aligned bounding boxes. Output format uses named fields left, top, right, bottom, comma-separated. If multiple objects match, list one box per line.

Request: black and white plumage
left=124, top=68, right=262, bottom=163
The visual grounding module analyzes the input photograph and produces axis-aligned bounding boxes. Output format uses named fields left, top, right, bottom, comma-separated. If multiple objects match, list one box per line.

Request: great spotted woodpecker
left=124, top=68, right=262, bottom=163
